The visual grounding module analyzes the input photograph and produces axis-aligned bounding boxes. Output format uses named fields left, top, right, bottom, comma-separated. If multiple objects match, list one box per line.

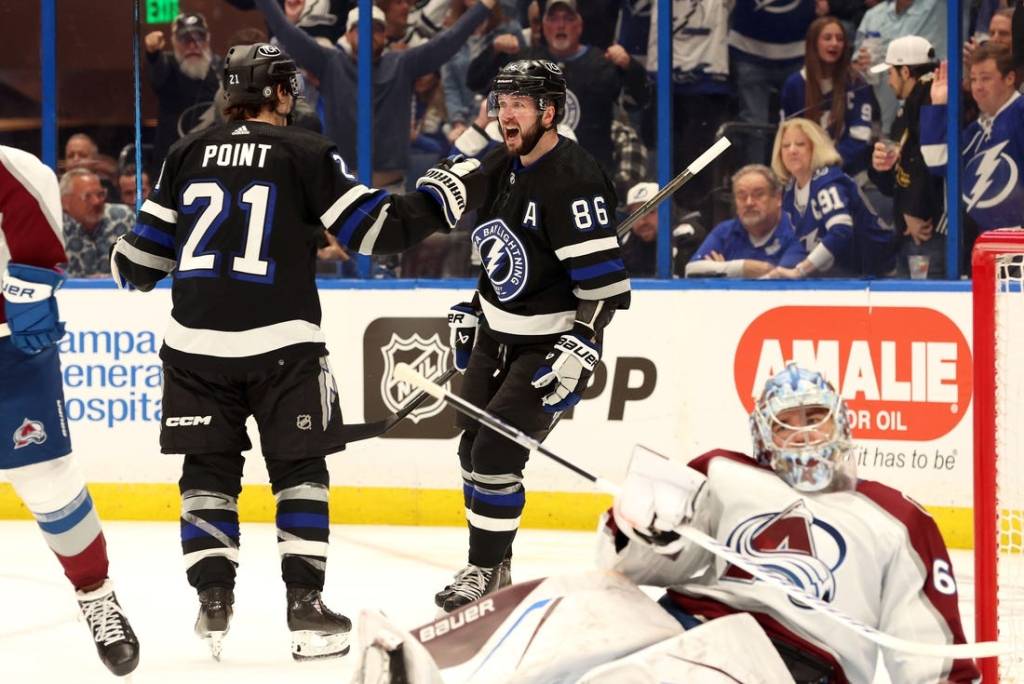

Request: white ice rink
left=0, top=521, right=978, bottom=684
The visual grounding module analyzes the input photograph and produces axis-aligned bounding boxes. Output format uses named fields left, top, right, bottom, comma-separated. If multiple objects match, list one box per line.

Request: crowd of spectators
left=51, top=0, right=1024, bottom=281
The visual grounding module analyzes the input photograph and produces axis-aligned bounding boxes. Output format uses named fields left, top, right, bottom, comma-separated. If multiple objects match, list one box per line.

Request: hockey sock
left=180, top=489, right=240, bottom=590
left=7, top=455, right=109, bottom=590
left=465, top=472, right=524, bottom=568
left=274, top=483, right=330, bottom=589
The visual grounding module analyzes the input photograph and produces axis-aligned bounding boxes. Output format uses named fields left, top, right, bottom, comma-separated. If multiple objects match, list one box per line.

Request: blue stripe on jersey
left=132, top=222, right=175, bottom=249
left=180, top=520, right=240, bottom=542
left=36, top=491, right=94, bottom=535
left=570, top=259, right=626, bottom=282
left=337, top=191, right=389, bottom=246
left=276, top=512, right=330, bottom=529
left=464, top=483, right=526, bottom=507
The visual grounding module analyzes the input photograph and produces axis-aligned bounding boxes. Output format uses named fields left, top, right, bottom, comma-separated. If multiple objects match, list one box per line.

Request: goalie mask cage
left=973, top=228, right=1024, bottom=682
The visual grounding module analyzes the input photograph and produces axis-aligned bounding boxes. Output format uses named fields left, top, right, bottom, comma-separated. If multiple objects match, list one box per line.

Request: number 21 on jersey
left=178, top=180, right=277, bottom=283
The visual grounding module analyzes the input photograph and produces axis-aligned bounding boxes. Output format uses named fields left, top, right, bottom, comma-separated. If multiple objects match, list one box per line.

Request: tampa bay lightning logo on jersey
left=964, top=140, right=1019, bottom=212
left=562, top=88, right=581, bottom=131
left=473, top=219, right=529, bottom=302
left=722, top=500, right=846, bottom=606
left=13, top=418, right=47, bottom=450
left=754, top=0, right=802, bottom=12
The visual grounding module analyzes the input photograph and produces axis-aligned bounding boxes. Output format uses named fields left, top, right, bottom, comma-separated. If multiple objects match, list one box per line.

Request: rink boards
left=0, top=279, right=979, bottom=548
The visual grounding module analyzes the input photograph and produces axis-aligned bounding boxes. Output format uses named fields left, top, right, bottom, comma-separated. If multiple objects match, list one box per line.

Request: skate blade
left=291, top=629, right=351, bottom=661
left=202, top=631, right=227, bottom=661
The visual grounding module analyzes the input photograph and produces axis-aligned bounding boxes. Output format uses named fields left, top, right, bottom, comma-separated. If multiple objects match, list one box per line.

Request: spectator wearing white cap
left=867, top=35, right=945, bottom=278
left=619, top=181, right=706, bottom=278
left=144, top=12, right=224, bottom=163
left=686, top=166, right=806, bottom=278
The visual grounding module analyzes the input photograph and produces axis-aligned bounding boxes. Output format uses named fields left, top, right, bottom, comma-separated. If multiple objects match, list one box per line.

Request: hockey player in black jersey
left=436, top=59, right=631, bottom=612
left=109, top=43, right=487, bottom=660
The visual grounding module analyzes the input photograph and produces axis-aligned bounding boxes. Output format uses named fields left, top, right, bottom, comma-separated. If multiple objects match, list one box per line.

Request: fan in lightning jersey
left=436, top=59, right=630, bottom=613
left=110, top=43, right=486, bottom=661
left=771, top=119, right=896, bottom=277
left=599, top=362, right=980, bottom=683
left=921, top=42, right=1024, bottom=233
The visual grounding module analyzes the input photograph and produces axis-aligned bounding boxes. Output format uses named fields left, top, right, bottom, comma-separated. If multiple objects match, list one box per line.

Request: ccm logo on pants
left=165, top=416, right=213, bottom=427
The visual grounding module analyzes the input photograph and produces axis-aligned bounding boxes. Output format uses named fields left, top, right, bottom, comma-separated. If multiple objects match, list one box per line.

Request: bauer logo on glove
left=530, top=333, right=600, bottom=413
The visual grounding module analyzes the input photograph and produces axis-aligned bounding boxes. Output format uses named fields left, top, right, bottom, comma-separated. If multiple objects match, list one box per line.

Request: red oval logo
left=734, top=306, right=972, bottom=441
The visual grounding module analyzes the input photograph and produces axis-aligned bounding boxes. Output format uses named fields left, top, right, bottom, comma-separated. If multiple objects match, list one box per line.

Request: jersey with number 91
left=471, top=138, right=631, bottom=344
left=114, top=120, right=452, bottom=372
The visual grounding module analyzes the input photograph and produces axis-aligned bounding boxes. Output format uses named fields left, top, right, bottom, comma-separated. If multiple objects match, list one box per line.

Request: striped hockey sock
left=464, top=471, right=524, bottom=568
left=275, top=483, right=330, bottom=589
left=180, top=489, right=240, bottom=589
left=32, top=487, right=109, bottom=589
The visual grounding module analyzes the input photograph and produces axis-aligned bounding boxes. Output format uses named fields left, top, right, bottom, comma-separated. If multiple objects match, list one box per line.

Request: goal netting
left=973, top=229, right=1024, bottom=682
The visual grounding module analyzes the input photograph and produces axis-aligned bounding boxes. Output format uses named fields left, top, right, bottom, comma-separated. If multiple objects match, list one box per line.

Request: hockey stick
left=393, top=362, right=1014, bottom=661
left=616, top=136, right=731, bottom=240
left=338, top=367, right=457, bottom=443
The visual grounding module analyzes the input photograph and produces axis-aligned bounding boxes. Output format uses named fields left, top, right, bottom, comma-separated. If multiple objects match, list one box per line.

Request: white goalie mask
left=750, top=362, right=855, bottom=493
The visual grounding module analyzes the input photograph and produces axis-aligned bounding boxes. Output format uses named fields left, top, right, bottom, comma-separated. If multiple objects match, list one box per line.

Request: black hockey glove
left=447, top=301, right=480, bottom=373
left=530, top=332, right=600, bottom=413
left=415, top=155, right=482, bottom=230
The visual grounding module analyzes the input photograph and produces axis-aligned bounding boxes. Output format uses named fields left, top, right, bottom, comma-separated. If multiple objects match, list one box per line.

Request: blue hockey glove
left=416, top=155, right=482, bottom=229
left=2, top=263, right=67, bottom=355
left=530, top=333, right=600, bottom=413
left=448, top=302, right=480, bottom=373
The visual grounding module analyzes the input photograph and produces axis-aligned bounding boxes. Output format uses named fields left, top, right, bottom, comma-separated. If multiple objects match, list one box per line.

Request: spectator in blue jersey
left=686, top=165, right=806, bottom=278
left=853, top=0, right=947, bottom=132
left=868, top=35, right=945, bottom=278
left=768, top=118, right=897, bottom=278
left=729, top=0, right=815, bottom=164
left=781, top=16, right=879, bottom=178
left=254, top=0, right=495, bottom=191
left=923, top=44, right=1024, bottom=236
left=643, top=0, right=732, bottom=217
left=620, top=182, right=706, bottom=277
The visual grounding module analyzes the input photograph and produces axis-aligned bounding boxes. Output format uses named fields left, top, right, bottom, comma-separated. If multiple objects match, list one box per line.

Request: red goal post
left=973, top=228, right=1024, bottom=682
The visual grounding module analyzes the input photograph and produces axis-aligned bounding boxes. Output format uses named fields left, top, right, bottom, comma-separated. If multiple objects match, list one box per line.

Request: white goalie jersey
left=596, top=450, right=980, bottom=683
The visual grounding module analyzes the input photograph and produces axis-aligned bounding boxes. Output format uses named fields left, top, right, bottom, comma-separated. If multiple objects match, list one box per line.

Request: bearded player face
left=495, top=93, right=550, bottom=157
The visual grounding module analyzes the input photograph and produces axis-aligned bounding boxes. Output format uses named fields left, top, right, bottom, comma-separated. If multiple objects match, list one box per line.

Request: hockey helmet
left=488, top=59, right=567, bottom=124
left=223, top=43, right=301, bottom=107
left=750, top=362, right=855, bottom=492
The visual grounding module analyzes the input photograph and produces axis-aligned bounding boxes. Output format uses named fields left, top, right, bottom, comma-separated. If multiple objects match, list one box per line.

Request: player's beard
left=177, top=48, right=212, bottom=81
left=503, top=119, right=546, bottom=157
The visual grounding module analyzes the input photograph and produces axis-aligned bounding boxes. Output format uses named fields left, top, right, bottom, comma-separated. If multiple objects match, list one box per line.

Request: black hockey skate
left=195, top=586, right=234, bottom=661
left=439, top=560, right=512, bottom=613
left=287, top=587, right=352, bottom=660
left=77, top=580, right=140, bottom=677
left=435, top=557, right=511, bottom=609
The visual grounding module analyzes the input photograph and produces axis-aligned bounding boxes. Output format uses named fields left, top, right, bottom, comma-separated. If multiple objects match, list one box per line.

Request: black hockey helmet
left=488, top=59, right=567, bottom=124
left=223, top=43, right=301, bottom=107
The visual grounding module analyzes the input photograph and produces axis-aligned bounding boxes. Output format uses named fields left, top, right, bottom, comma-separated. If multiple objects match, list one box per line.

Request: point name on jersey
left=201, top=143, right=272, bottom=169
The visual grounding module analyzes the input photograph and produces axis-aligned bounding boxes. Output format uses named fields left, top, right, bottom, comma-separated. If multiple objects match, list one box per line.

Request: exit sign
left=146, top=0, right=180, bottom=24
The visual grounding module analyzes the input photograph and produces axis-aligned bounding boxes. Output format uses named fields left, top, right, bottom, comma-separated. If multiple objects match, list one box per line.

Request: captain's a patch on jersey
left=472, top=219, right=529, bottom=302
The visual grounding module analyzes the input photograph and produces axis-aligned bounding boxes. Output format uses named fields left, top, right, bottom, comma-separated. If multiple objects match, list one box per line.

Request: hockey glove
left=612, top=447, right=707, bottom=556
left=415, top=155, right=482, bottom=230
left=2, top=263, right=67, bottom=355
left=530, top=333, right=600, bottom=413
left=448, top=302, right=480, bottom=373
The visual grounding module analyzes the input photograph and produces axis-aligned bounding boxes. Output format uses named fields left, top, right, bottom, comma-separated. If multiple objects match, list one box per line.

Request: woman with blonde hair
left=780, top=16, right=878, bottom=177
left=769, top=118, right=896, bottom=277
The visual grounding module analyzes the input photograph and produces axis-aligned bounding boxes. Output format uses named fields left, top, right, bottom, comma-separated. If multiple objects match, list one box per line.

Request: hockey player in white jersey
left=601, top=362, right=980, bottom=683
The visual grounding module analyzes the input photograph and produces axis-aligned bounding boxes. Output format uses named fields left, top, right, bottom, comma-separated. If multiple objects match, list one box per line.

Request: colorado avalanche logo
left=964, top=141, right=1019, bottom=212
left=562, top=88, right=581, bottom=131
left=472, top=219, right=529, bottom=302
left=723, top=500, right=846, bottom=606
left=13, top=418, right=47, bottom=450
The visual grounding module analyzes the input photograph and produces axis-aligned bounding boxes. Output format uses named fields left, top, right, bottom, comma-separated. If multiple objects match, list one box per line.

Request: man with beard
left=145, top=13, right=224, bottom=164
left=435, top=59, right=631, bottom=613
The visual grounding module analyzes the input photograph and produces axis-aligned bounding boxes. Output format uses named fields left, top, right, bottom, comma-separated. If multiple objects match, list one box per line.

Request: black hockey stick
left=339, top=367, right=458, bottom=443
left=616, top=137, right=731, bottom=240
left=392, top=362, right=1012, bottom=660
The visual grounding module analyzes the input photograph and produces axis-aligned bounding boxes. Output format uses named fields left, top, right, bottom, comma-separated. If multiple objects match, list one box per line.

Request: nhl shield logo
left=380, top=333, right=450, bottom=423
left=13, top=418, right=47, bottom=450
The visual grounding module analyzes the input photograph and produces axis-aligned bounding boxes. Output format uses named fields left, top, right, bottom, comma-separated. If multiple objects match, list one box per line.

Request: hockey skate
left=287, top=587, right=352, bottom=660
left=195, top=586, right=234, bottom=661
left=435, top=557, right=511, bottom=609
left=77, top=580, right=140, bottom=677
left=439, top=560, right=512, bottom=613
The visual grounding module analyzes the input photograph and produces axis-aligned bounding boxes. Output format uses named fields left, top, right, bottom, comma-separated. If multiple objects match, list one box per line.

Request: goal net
left=973, top=229, right=1024, bottom=682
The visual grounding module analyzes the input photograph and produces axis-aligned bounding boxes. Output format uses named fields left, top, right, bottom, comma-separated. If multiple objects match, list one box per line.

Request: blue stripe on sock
left=471, top=488, right=525, bottom=507
left=37, top=490, right=94, bottom=535
left=276, top=512, right=329, bottom=529
left=180, top=521, right=239, bottom=542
